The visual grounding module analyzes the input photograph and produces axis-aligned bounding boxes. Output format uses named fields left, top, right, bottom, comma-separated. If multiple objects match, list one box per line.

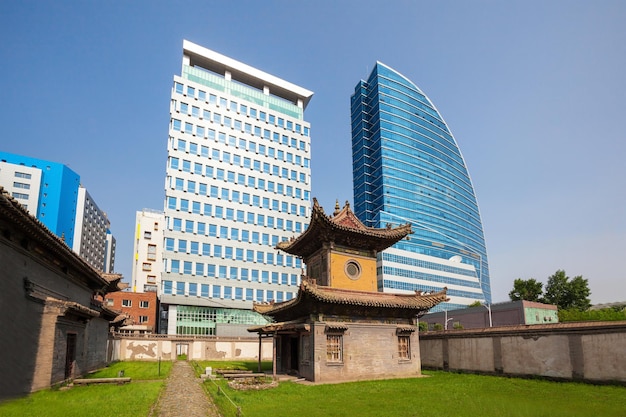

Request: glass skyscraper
left=160, top=40, right=313, bottom=335
left=351, top=62, right=490, bottom=311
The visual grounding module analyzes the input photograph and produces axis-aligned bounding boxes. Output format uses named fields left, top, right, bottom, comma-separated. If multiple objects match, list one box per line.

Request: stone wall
left=111, top=334, right=273, bottom=361
left=420, top=321, right=626, bottom=384
left=310, top=322, right=421, bottom=383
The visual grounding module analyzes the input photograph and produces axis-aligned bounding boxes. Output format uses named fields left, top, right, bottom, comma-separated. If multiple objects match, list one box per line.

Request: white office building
left=160, top=40, right=314, bottom=335
left=0, top=163, right=42, bottom=213
left=131, top=208, right=165, bottom=294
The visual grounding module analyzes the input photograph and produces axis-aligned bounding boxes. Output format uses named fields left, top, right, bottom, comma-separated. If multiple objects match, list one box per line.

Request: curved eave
left=253, top=281, right=448, bottom=318
left=276, top=198, right=412, bottom=257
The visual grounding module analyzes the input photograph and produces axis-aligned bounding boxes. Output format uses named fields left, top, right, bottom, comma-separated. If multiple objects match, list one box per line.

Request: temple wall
left=311, top=322, right=421, bottom=383
left=420, top=322, right=626, bottom=384
left=329, top=251, right=377, bottom=292
left=112, top=334, right=273, bottom=361
left=1, top=223, right=112, bottom=400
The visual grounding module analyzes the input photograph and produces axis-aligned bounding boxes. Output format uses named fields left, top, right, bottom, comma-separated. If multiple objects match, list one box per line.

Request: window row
left=162, top=279, right=297, bottom=303
left=170, top=136, right=310, bottom=169
left=169, top=156, right=308, bottom=187
left=173, top=82, right=310, bottom=137
left=381, top=278, right=484, bottom=300
left=166, top=261, right=300, bottom=284
left=168, top=175, right=309, bottom=204
left=167, top=194, right=307, bottom=218
left=164, top=238, right=302, bottom=268
left=172, top=101, right=309, bottom=151
left=166, top=215, right=304, bottom=235
left=324, top=334, right=411, bottom=363
left=380, top=252, right=479, bottom=279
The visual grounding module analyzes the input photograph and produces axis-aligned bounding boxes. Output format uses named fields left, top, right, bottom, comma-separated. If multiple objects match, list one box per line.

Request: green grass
left=0, top=382, right=163, bottom=417
left=2, top=361, right=624, bottom=417
left=0, top=361, right=171, bottom=417
left=86, top=360, right=172, bottom=380
left=202, top=369, right=626, bottom=417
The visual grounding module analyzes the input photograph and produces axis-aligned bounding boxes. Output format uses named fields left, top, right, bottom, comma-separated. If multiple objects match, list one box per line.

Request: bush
left=558, top=308, right=626, bottom=322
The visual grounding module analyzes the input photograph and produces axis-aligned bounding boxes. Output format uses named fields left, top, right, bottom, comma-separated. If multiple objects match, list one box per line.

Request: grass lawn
left=86, top=360, right=172, bottom=380
left=0, top=382, right=163, bottom=417
left=0, top=361, right=171, bottom=417
left=201, top=368, right=626, bottom=417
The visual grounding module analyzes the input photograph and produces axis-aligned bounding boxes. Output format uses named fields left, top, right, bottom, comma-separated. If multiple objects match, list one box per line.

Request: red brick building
left=105, top=291, right=158, bottom=333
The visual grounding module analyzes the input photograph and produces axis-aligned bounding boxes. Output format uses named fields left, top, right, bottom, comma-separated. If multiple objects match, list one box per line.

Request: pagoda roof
left=252, top=280, right=448, bottom=323
left=276, top=198, right=412, bottom=258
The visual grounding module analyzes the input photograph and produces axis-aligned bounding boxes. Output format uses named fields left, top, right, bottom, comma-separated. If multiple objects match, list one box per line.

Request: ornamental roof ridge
left=275, top=198, right=412, bottom=256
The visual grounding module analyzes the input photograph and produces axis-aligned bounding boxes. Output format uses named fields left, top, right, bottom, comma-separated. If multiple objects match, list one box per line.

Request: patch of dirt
left=227, top=377, right=279, bottom=391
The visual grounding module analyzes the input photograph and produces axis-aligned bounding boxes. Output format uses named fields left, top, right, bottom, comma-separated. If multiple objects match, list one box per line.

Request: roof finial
left=333, top=200, right=341, bottom=216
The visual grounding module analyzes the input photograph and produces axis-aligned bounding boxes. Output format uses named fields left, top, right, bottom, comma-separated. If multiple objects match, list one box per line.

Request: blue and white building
left=350, top=62, right=491, bottom=311
left=160, top=40, right=313, bottom=335
left=0, top=151, right=115, bottom=272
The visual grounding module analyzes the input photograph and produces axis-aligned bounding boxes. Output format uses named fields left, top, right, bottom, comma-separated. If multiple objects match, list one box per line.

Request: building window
left=398, top=335, right=411, bottom=360
left=142, top=262, right=152, bottom=271
left=139, top=316, right=149, bottom=323
left=140, top=300, right=150, bottom=308
left=147, top=244, right=157, bottom=261
left=105, top=298, right=114, bottom=306
left=326, top=334, right=343, bottom=363
left=14, top=172, right=32, bottom=179
left=345, top=260, right=362, bottom=280
left=122, top=299, right=132, bottom=307
left=144, top=231, right=152, bottom=239
left=147, top=275, right=156, bottom=283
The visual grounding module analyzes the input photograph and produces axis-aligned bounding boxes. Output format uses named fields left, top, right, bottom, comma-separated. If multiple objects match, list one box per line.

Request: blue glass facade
left=351, top=63, right=491, bottom=309
left=0, top=152, right=79, bottom=246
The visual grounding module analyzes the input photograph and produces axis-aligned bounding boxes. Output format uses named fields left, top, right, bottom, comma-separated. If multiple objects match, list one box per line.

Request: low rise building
left=105, top=291, right=159, bottom=333
left=421, top=300, right=559, bottom=330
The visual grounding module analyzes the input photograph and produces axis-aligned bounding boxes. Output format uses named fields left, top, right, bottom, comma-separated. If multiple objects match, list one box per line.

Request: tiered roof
left=253, top=280, right=448, bottom=323
left=276, top=198, right=412, bottom=258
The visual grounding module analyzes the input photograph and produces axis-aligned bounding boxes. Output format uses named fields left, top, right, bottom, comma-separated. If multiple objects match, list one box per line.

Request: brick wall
left=105, top=291, right=158, bottom=331
left=310, top=322, right=421, bottom=383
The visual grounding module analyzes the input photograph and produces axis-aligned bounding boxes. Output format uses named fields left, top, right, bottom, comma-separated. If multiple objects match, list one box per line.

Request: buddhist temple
left=249, top=199, right=448, bottom=383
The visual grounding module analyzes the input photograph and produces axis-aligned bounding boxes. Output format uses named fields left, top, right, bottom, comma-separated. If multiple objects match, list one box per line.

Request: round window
left=345, top=260, right=362, bottom=280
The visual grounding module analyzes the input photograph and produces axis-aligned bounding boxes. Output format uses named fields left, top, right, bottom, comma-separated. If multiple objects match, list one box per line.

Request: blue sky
left=1, top=1, right=624, bottom=304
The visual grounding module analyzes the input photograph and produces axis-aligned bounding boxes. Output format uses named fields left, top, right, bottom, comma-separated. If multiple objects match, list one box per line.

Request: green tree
left=543, top=270, right=591, bottom=311
left=508, top=278, right=543, bottom=302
